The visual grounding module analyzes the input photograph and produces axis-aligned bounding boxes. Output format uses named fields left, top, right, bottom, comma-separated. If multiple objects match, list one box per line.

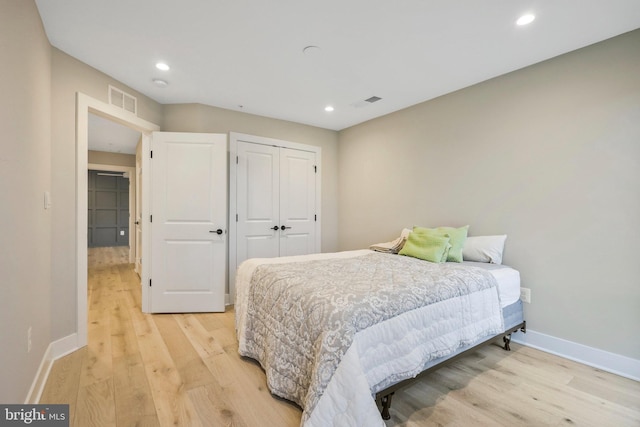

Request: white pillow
left=462, top=235, right=507, bottom=264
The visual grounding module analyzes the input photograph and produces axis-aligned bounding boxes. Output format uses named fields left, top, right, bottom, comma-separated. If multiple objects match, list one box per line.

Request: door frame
left=87, top=163, right=136, bottom=262
left=228, top=132, right=321, bottom=302
left=76, top=92, right=159, bottom=348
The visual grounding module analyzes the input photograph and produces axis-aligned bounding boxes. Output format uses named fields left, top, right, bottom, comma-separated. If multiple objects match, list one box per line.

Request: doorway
left=76, top=93, right=160, bottom=348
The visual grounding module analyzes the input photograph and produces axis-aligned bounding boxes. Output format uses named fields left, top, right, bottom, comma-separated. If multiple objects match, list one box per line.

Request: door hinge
left=150, top=150, right=153, bottom=159
left=150, top=214, right=152, bottom=223
left=236, top=155, right=239, bottom=164
left=314, top=165, right=317, bottom=173
left=314, top=214, right=317, bottom=222
left=149, top=279, right=152, bottom=287
left=236, top=213, right=238, bottom=222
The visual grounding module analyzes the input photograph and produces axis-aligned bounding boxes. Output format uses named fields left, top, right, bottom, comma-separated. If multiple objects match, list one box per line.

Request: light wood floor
left=40, top=248, right=640, bottom=426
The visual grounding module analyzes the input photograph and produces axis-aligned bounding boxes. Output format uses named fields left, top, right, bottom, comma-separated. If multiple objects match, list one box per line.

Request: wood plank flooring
left=40, top=248, right=640, bottom=426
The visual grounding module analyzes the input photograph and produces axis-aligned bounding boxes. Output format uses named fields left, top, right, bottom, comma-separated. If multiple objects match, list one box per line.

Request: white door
left=279, top=147, right=317, bottom=257
left=236, top=141, right=280, bottom=260
left=150, top=132, right=227, bottom=313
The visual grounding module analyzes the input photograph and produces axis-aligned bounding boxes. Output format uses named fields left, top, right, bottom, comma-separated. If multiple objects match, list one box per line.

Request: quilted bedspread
left=235, top=250, right=503, bottom=426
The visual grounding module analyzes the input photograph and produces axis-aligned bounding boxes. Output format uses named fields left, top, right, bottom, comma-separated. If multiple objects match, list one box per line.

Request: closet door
left=230, top=133, right=321, bottom=301
left=236, top=141, right=280, bottom=261
left=279, top=148, right=316, bottom=257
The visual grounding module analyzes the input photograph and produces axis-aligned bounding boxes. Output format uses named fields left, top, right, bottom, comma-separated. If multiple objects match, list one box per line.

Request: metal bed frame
left=375, top=320, right=527, bottom=420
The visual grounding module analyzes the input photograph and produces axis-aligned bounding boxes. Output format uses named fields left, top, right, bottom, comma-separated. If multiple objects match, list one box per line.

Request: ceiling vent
left=109, top=85, right=137, bottom=115
left=351, top=95, right=383, bottom=108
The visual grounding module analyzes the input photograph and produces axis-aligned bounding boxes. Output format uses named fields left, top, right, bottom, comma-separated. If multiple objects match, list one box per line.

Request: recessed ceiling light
left=153, top=78, right=169, bottom=88
left=155, top=62, right=170, bottom=71
left=324, top=106, right=334, bottom=112
left=516, top=14, right=535, bottom=26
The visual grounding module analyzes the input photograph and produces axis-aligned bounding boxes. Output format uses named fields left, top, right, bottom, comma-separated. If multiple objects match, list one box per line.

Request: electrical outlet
left=28, top=327, right=32, bottom=353
left=520, top=287, right=531, bottom=304
left=120, top=230, right=125, bottom=236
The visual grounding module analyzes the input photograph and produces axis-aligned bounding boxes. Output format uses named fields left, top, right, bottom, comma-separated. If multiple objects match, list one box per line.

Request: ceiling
left=88, top=113, right=141, bottom=155
left=37, top=1, right=640, bottom=132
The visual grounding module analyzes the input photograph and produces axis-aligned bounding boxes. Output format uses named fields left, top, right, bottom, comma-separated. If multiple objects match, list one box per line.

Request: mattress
left=462, top=261, right=521, bottom=307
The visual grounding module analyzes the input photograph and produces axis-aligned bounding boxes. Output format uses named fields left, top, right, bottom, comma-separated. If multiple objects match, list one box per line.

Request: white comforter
left=235, top=250, right=504, bottom=426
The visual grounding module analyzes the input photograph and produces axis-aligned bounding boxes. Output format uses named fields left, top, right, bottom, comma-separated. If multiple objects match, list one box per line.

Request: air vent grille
left=109, top=85, right=137, bottom=115
left=351, top=95, right=383, bottom=108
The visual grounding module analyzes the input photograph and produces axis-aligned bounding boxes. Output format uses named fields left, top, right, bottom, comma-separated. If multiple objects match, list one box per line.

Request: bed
left=235, top=241, right=525, bottom=426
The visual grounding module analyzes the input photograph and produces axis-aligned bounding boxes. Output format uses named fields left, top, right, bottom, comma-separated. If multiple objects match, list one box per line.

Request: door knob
left=271, top=226, right=279, bottom=231
left=280, top=225, right=292, bottom=231
left=209, top=229, right=224, bottom=235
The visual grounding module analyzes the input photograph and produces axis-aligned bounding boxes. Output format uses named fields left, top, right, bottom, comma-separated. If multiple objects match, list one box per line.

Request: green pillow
left=399, top=232, right=451, bottom=263
left=413, top=225, right=469, bottom=263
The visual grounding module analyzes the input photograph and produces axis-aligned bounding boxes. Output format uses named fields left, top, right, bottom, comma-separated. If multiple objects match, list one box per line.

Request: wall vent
left=108, top=85, right=137, bottom=115
left=364, top=96, right=382, bottom=103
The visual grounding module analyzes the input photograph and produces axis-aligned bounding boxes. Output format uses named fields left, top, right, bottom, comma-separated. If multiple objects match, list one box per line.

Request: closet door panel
left=236, top=142, right=280, bottom=264
left=279, top=148, right=316, bottom=257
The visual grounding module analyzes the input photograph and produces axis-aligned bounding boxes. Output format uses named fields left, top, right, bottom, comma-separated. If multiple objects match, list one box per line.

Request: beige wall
left=163, top=104, right=339, bottom=252
left=88, top=150, right=136, bottom=168
left=0, top=0, right=52, bottom=402
left=338, top=30, right=640, bottom=359
left=50, top=49, right=163, bottom=341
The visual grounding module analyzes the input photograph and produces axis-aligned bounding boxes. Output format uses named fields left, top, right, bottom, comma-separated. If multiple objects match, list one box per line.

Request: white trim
left=76, top=93, right=159, bottom=348
left=26, top=334, right=79, bottom=404
left=140, top=133, right=152, bottom=312
left=512, top=329, right=640, bottom=381
left=88, top=163, right=136, bottom=263
left=25, top=346, right=53, bottom=404
left=50, top=333, right=79, bottom=360
left=228, top=132, right=322, bottom=303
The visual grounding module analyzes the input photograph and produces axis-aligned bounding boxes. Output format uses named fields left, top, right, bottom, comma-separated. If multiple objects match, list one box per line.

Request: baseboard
left=24, top=345, right=53, bottom=404
left=50, top=333, right=79, bottom=360
left=511, top=329, right=640, bottom=381
left=25, top=333, right=79, bottom=404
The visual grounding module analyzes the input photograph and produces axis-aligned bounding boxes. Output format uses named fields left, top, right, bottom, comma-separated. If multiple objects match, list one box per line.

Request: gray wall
left=338, top=30, right=640, bottom=359
left=0, top=0, right=52, bottom=402
left=163, top=103, right=340, bottom=252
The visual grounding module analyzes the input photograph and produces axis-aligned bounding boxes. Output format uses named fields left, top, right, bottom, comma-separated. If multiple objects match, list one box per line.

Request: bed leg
left=503, top=334, right=512, bottom=351
left=380, top=392, right=394, bottom=420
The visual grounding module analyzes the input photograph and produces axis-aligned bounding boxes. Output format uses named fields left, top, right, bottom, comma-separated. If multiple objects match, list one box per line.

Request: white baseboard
left=24, top=345, right=53, bottom=404
left=50, top=333, right=79, bottom=360
left=512, top=329, right=640, bottom=381
left=25, top=333, right=79, bottom=404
